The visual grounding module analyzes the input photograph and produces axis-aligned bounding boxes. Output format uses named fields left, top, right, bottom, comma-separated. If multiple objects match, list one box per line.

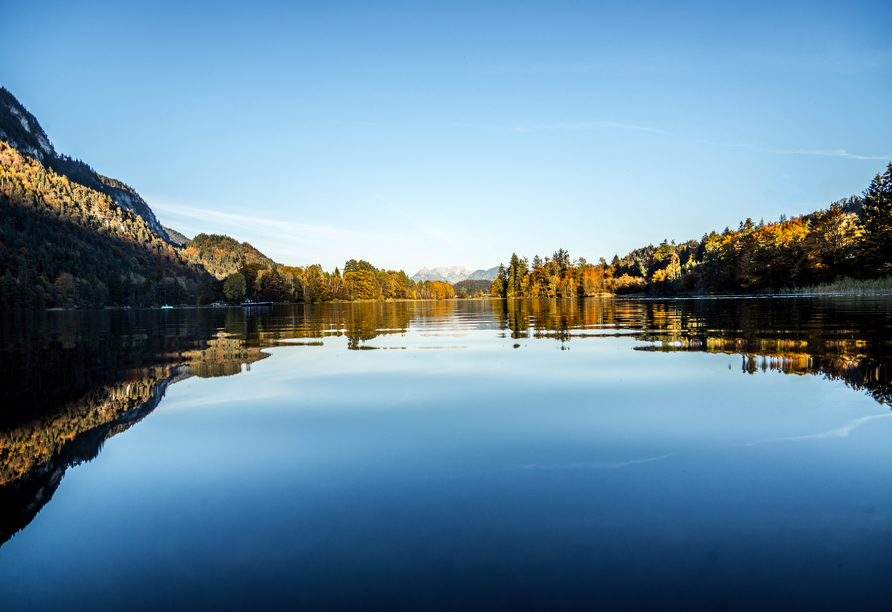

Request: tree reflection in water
left=1, top=296, right=890, bottom=548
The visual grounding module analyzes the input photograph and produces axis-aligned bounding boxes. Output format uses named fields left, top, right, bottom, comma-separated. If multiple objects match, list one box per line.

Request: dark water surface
left=1, top=298, right=891, bottom=610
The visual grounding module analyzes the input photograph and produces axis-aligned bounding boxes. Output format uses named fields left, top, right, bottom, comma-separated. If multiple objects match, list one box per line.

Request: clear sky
left=3, top=0, right=890, bottom=273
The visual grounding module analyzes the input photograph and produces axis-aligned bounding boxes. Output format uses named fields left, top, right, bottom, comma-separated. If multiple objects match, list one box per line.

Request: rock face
left=411, top=265, right=499, bottom=284
left=0, top=87, right=171, bottom=243
left=163, top=226, right=191, bottom=248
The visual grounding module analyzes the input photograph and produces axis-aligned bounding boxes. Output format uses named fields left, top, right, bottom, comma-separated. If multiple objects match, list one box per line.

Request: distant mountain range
left=411, top=265, right=500, bottom=284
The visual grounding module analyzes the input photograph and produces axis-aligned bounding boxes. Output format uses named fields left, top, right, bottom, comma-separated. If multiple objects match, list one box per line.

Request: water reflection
left=493, top=298, right=892, bottom=404
left=0, top=316, right=270, bottom=545
left=1, top=296, right=890, bottom=550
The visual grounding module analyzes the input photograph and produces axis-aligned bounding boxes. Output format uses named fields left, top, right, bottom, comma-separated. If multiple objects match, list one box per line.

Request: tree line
left=489, top=248, right=613, bottom=298
left=0, top=137, right=458, bottom=310
left=491, top=163, right=892, bottom=297
left=219, top=258, right=455, bottom=304
left=2, top=120, right=890, bottom=311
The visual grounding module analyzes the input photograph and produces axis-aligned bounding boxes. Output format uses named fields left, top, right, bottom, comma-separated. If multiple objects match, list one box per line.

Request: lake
left=1, top=297, right=891, bottom=610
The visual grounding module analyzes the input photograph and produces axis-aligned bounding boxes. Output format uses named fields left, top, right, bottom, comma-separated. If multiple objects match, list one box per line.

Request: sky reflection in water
left=1, top=297, right=891, bottom=610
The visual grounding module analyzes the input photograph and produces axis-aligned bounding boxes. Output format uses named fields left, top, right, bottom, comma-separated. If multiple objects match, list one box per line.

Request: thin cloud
left=148, top=198, right=407, bottom=267
left=734, top=413, right=892, bottom=447
left=150, top=201, right=374, bottom=241
left=709, top=142, right=890, bottom=161
left=769, top=413, right=892, bottom=442
left=516, top=454, right=672, bottom=470
left=511, top=121, right=667, bottom=135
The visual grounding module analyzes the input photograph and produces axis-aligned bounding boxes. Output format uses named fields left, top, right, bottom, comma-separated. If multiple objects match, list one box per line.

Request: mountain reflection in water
left=0, top=297, right=890, bottom=588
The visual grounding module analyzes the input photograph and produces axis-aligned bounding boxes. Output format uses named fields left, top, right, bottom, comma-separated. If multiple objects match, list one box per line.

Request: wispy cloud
left=148, top=198, right=405, bottom=267
left=151, top=200, right=384, bottom=241
left=768, top=413, right=892, bottom=442
left=709, top=142, right=890, bottom=161
left=511, top=121, right=667, bottom=135
left=732, top=413, right=892, bottom=447
left=516, top=454, right=672, bottom=470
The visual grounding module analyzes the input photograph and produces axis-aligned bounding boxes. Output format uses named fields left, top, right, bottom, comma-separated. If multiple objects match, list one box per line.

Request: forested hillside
left=181, top=233, right=278, bottom=279
left=0, top=88, right=169, bottom=239
left=0, top=141, right=214, bottom=309
left=0, top=87, right=468, bottom=310
left=454, top=279, right=492, bottom=297
left=490, top=164, right=892, bottom=297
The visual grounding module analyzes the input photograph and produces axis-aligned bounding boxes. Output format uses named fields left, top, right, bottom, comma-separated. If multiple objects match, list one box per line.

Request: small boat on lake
left=241, top=300, right=273, bottom=307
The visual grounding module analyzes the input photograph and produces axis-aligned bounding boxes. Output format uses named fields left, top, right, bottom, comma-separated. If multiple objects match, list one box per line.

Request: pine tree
left=859, top=162, right=892, bottom=277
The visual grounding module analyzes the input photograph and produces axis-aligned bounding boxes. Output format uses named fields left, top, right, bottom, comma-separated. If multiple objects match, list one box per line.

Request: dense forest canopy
left=0, top=88, right=168, bottom=241
left=0, top=141, right=212, bottom=309
left=0, top=133, right=456, bottom=308
left=181, top=233, right=278, bottom=279
left=453, top=279, right=492, bottom=298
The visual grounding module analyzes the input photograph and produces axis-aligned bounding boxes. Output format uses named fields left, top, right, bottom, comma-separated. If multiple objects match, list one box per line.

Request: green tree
left=492, top=263, right=507, bottom=298
left=259, top=269, right=287, bottom=301
left=197, top=273, right=216, bottom=304
left=0, top=272, right=20, bottom=310
left=223, top=272, right=247, bottom=301
left=54, top=272, right=76, bottom=305
left=859, top=162, right=892, bottom=277
left=552, top=249, right=570, bottom=275
left=238, top=263, right=265, bottom=298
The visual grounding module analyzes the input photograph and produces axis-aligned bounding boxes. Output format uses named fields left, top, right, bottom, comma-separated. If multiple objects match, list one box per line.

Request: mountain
left=0, top=87, right=221, bottom=309
left=0, top=139, right=204, bottom=308
left=0, top=87, right=169, bottom=242
left=0, top=86, right=490, bottom=309
left=411, top=266, right=469, bottom=284
left=466, top=266, right=500, bottom=281
left=163, top=226, right=190, bottom=248
left=410, top=265, right=474, bottom=284
left=411, top=265, right=500, bottom=284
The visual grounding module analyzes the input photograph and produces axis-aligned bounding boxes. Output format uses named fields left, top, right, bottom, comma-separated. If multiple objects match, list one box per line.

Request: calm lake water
left=1, top=297, right=891, bottom=610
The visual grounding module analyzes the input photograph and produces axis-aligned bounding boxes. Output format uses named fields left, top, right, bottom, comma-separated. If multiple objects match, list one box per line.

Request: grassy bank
left=782, top=277, right=892, bottom=295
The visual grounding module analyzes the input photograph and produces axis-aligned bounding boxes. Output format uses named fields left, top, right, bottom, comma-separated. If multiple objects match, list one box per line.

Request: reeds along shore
left=782, top=276, right=892, bottom=295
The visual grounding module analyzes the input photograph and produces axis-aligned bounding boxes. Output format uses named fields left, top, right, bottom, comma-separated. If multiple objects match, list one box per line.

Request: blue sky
left=3, top=0, right=890, bottom=273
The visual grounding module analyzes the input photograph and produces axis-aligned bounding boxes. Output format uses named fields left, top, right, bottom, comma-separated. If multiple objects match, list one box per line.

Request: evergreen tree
left=491, top=264, right=507, bottom=298
left=859, top=162, right=892, bottom=277
left=552, top=249, right=570, bottom=275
